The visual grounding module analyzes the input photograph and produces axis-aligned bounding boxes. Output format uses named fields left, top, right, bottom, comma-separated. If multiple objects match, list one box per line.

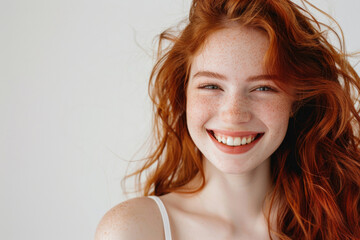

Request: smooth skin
left=95, top=25, right=292, bottom=240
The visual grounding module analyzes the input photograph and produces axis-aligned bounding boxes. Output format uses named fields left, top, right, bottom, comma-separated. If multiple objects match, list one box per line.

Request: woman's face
left=186, top=26, right=293, bottom=174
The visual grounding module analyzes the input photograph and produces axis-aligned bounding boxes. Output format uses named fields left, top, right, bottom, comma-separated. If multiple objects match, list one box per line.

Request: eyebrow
left=193, top=71, right=227, bottom=80
left=192, top=70, right=277, bottom=82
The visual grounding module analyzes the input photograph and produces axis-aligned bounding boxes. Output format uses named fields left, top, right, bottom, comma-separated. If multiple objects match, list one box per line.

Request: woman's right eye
left=199, top=84, right=220, bottom=90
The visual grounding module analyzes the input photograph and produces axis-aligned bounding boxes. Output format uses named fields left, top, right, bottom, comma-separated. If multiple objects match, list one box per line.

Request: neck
left=197, top=157, right=273, bottom=229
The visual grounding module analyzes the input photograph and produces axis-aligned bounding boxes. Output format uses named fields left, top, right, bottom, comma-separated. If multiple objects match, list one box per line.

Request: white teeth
left=234, top=137, right=241, bottom=146
left=213, top=133, right=257, bottom=146
left=226, top=137, right=234, bottom=146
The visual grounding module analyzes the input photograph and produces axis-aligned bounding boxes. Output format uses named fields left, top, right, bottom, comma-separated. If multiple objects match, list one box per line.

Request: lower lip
left=207, top=130, right=263, bottom=154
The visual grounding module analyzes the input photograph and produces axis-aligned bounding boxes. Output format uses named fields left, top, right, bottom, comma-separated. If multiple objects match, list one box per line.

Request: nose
left=220, top=94, right=251, bottom=124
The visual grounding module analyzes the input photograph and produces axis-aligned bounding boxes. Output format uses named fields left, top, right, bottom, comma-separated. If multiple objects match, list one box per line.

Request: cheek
left=259, top=98, right=292, bottom=131
left=186, top=93, right=219, bottom=128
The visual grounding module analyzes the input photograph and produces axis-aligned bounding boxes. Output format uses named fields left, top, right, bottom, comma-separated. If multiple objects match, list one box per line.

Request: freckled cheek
left=186, top=94, right=219, bottom=128
left=258, top=99, right=292, bottom=129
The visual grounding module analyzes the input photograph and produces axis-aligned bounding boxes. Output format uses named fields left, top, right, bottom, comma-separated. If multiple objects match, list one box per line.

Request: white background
left=1, top=0, right=359, bottom=239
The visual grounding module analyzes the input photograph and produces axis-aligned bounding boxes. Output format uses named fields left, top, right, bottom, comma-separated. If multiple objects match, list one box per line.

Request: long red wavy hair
left=126, top=0, right=360, bottom=239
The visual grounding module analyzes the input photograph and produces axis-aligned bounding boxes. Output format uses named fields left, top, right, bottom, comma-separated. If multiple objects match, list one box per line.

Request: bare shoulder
left=95, top=197, right=163, bottom=240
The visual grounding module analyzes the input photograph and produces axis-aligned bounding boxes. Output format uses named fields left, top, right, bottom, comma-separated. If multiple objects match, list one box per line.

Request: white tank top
left=148, top=196, right=172, bottom=240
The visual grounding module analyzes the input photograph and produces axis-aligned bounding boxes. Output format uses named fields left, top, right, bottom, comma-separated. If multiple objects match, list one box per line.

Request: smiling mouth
left=207, top=130, right=264, bottom=147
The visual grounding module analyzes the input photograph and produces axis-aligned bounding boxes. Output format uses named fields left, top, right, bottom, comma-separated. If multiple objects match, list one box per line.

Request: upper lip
left=207, top=128, right=263, bottom=137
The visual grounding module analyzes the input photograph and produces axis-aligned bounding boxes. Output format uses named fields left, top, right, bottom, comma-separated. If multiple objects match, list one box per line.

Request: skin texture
left=95, top=26, right=292, bottom=240
left=95, top=197, right=165, bottom=240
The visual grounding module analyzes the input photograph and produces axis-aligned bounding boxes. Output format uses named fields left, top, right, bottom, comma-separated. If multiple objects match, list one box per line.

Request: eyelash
left=199, top=84, right=220, bottom=90
left=255, top=85, right=276, bottom=92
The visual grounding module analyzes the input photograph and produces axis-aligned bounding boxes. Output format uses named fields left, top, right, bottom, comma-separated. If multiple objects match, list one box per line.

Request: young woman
left=96, top=0, right=360, bottom=239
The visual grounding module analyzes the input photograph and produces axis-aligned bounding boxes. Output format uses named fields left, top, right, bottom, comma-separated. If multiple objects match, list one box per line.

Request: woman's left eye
left=255, top=86, right=274, bottom=92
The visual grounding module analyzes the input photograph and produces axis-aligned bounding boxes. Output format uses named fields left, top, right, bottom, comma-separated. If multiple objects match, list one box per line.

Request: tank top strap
left=148, top=196, right=172, bottom=240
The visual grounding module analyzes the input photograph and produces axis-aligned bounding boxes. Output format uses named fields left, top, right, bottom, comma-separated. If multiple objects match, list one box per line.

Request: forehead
left=190, top=26, right=269, bottom=78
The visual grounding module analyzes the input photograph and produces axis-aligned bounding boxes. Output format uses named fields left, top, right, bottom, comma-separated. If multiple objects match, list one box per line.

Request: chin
left=205, top=154, right=271, bottom=176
